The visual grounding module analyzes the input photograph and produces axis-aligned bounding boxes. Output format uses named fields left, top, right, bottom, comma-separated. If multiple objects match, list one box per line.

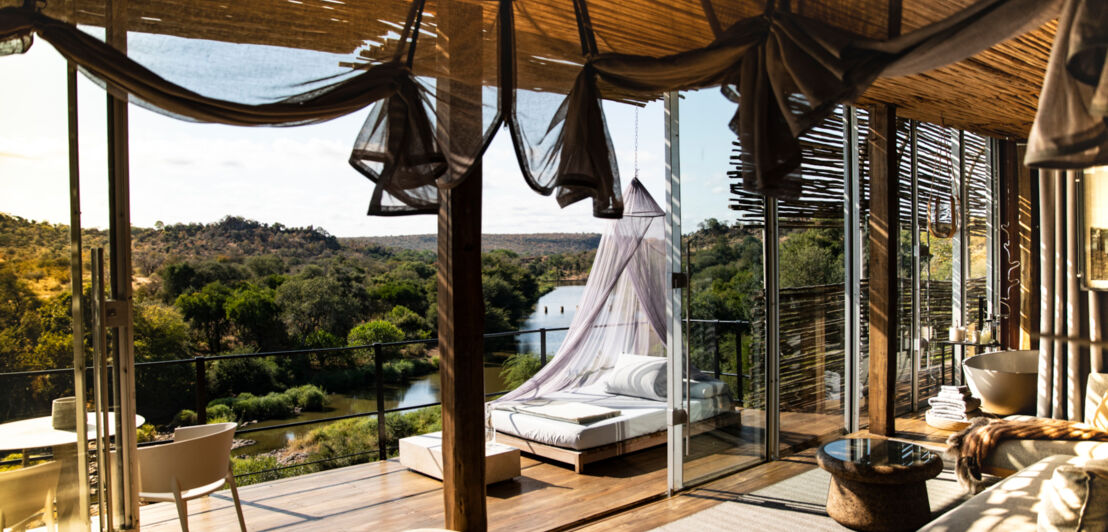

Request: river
left=239, top=284, right=584, bottom=455
left=515, top=283, right=585, bottom=357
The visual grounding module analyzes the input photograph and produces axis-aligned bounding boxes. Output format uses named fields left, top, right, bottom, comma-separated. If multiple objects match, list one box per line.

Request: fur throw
left=946, top=417, right=1108, bottom=492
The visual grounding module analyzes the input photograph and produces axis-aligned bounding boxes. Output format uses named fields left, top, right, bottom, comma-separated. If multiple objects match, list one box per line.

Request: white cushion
left=687, top=379, right=727, bottom=399
left=1037, top=459, right=1108, bottom=532
left=603, top=354, right=666, bottom=401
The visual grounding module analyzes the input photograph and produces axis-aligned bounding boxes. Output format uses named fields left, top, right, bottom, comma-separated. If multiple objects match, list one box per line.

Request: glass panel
left=916, top=122, right=959, bottom=396
left=896, top=118, right=915, bottom=414
left=679, top=88, right=765, bottom=485
left=776, top=106, right=848, bottom=449
left=0, top=48, right=103, bottom=528
left=964, top=132, right=993, bottom=353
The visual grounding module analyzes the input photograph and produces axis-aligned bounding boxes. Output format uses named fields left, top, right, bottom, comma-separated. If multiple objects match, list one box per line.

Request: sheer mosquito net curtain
left=5, top=0, right=1093, bottom=218
left=497, top=178, right=666, bottom=403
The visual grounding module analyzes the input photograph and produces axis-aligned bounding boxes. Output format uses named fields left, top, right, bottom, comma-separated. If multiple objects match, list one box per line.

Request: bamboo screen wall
left=728, top=107, right=996, bottom=418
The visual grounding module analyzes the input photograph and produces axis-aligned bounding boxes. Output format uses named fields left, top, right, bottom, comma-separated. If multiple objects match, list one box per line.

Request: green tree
left=133, top=301, right=194, bottom=421
left=778, top=228, right=844, bottom=287
left=347, top=320, right=404, bottom=347
left=176, top=281, right=233, bottom=353
left=347, top=320, right=404, bottom=367
left=226, top=284, right=285, bottom=350
left=275, top=276, right=358, bottom=340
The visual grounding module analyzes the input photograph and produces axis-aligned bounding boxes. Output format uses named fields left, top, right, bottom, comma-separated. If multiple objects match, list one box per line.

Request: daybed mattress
left=491, top=384, right=732, bottom=451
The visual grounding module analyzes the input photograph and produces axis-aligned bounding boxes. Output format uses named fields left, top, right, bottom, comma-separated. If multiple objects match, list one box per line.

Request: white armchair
left=0, top=460, right=61, bottom=532
left=137, top=422, right=246, bottom=532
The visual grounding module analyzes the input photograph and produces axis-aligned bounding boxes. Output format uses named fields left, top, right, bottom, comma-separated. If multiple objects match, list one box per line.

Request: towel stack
left=927, top=385, right=981, bottom=422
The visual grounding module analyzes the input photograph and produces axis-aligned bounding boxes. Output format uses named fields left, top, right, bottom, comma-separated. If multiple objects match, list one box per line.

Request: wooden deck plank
left=140, top=409, right=930, bottom=531
left=575, top=411, right=954, bottom=532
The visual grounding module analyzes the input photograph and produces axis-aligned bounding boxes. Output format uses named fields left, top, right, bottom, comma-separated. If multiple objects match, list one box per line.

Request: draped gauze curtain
left=1037, top=169, right=1107, bottom=421
left=0, top=0, right=1058, bottom=216
left=496, top=179, right=666, bottom=403
left=1026, top=0, right=1108, bottom=169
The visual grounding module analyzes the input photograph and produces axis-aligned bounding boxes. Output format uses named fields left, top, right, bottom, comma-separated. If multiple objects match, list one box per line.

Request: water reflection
left=516, top=284, right=584, bottom=356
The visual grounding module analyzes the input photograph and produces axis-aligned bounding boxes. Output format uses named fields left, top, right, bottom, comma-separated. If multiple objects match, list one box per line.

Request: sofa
left=982, top=372, right=1108, bottom=475
left=921, top=372, right=1108, bottom=531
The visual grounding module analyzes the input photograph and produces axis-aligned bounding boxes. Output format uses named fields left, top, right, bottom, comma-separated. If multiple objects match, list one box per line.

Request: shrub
left=206, top=403, right=236, bottom=423
left=172, top=409, right=198, bottom=427
left=231, top=454, right=311, bottom=487
left=285, top=384, right=326, bottom=411
left=500, top=354, right=542, bottom=390
left=288, top=407, right=442, bottom=469
left=208, top=397, right=235, bottom=408
left=137, top=423, right=158, bottom=443
left=207, top=356, right=279, bottom=397
left=232, top=392, right=294, bottom=421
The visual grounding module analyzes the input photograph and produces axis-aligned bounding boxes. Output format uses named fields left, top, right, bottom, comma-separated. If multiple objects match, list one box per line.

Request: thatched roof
left=32, top=0, right=1052, bottom=140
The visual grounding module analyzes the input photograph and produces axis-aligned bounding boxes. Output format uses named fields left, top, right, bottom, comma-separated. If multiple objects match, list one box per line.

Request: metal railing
left=0, top=320, right=751, bottom=475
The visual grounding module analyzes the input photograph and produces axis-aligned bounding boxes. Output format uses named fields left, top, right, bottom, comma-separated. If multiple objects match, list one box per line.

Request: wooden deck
left=139, top=410, right=932, bottom=531
left=577, top=412, right=953, bottom=531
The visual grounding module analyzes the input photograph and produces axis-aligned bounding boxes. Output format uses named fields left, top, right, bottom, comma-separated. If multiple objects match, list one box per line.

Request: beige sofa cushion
left=922, top=455, right=1095, bottom=532
left=980, top=374, right=1108, bottom=475
left=1037, top=460, right=1108, bottom=532
left=1087, top=373, right=1108, bottom=427
left=983, top=437, right=1108, bottom=474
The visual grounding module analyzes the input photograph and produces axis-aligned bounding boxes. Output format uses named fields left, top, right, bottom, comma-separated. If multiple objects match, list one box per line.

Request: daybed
left=487, top=181, right=742, bottom=473
left=491, top=380, right=737, bottom=473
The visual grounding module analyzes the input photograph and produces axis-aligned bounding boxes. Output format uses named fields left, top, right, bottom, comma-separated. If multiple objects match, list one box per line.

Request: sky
left=0, top=38, right=740, bottom=238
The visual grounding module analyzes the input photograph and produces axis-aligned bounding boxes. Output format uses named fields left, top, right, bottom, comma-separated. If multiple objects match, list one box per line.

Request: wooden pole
left=868, top=104, right=899, bottom=436
left=438, top=170, right=487, bottom=530
left=437, top=1, right=487, bottom=529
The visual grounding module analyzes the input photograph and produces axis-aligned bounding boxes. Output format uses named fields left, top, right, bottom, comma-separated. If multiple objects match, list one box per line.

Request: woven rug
left=651, top=466, right=973, bottom=531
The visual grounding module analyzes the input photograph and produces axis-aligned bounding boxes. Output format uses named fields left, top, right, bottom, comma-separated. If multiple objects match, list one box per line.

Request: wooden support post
left=868, top=104, right=899, bottom=436
left=438, top=168, right=487, bottom=530
left=437, top=1, right=487, bottom=529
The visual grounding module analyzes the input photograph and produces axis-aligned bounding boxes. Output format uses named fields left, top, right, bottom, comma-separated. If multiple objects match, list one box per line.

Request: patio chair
left=0, top=460, right=61, bottom=532
left=137, top=422, right=246, bottom=532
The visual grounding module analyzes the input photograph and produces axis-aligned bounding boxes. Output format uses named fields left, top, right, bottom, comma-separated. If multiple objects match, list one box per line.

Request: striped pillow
left=603, top=354, right=667, bottom=401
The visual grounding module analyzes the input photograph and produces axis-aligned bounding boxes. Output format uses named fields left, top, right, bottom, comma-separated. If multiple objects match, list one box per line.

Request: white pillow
left=1037, top=460, right=1108, bottom=532
left=687, top=379, right=727, bottom=399
left=603, top=354, right=667, bottom=401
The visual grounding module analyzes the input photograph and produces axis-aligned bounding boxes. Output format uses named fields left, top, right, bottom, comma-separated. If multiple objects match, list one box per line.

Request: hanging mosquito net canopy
left=496, top=178, right=666, bottom=403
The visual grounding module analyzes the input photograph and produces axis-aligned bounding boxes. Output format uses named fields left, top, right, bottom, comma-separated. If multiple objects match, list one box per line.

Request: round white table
left=0, top=412, right=143, bottom=451
left=0, top=412, right=144, bottom=529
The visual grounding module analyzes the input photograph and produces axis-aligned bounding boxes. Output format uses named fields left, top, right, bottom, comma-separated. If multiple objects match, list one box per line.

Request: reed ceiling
left=30, top=0, right=1054, bottom=140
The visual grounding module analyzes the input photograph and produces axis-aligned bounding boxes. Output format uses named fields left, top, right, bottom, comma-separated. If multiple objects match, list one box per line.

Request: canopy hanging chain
left=928, top=123, right=958, bottom=239
left=633, top=106, right=640, bottom=179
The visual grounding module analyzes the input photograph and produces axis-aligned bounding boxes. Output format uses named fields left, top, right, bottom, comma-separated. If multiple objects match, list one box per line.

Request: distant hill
left=344, top=233, right=601, bottom=256
left=0, top=213, right=599, bottom=299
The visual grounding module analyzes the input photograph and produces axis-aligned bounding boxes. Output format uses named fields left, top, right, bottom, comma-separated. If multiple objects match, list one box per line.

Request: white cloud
left=1, top=40, right=685, bottom=239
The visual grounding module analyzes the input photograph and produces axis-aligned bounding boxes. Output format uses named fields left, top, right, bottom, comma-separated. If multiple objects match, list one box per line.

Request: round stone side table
left=816, top=438, right=943, bottom=532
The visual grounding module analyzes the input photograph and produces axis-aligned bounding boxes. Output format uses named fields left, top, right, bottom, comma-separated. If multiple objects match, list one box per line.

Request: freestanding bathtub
left=963, top=349, right=1039, bottom=415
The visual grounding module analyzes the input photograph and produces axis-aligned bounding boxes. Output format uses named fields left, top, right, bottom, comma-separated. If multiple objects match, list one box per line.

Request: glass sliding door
left=667, top=89, right=766, bottom=491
